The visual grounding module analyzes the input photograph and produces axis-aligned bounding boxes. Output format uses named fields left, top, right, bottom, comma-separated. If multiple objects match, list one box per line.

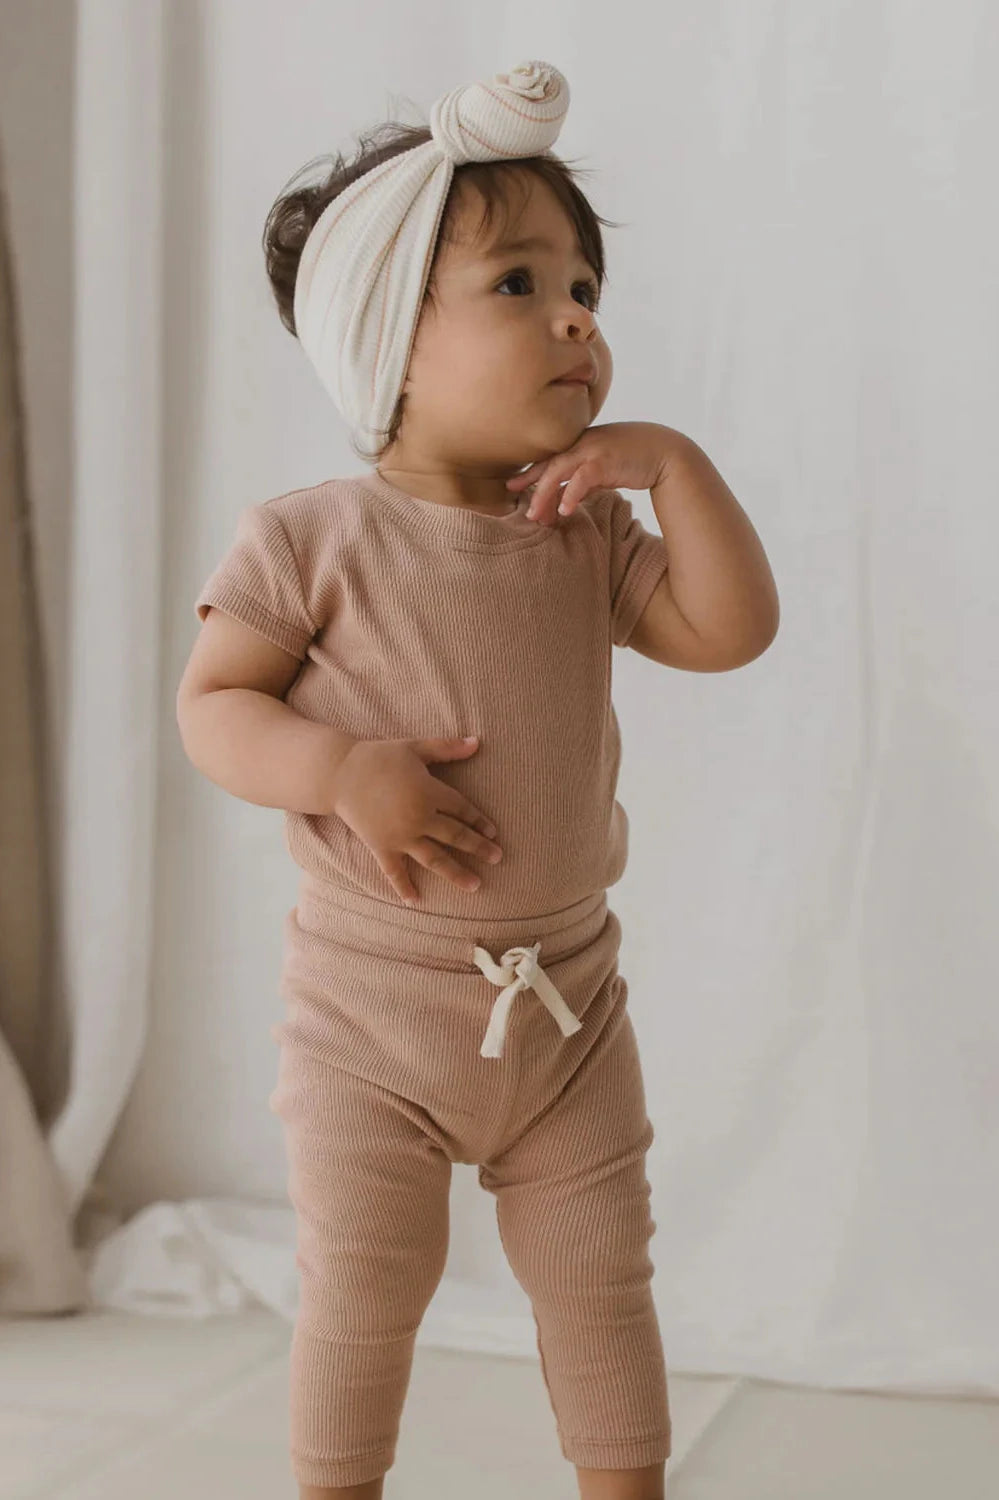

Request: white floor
left=2, top=1308, right=998, bottom=1498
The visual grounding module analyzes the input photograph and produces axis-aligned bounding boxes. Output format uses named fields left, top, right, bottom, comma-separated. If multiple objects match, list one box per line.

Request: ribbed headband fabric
left=292, top=60, right=571, bottom=453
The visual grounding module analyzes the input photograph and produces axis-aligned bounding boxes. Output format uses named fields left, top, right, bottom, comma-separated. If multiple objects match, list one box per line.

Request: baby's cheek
left=593, top=355, right=613, bottom=413
left=594, top=340, right=613, bottom=398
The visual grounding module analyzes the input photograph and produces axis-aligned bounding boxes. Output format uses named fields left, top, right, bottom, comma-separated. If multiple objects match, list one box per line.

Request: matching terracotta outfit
left=195, top=469, right=673, bottom=1487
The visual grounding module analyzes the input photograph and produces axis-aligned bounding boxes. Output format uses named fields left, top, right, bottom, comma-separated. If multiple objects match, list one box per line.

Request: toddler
left=178, top=57, right=777, bottom=1500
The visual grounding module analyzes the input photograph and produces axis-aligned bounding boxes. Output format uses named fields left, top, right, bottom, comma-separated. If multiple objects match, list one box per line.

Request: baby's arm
left=177, top=605, right=502, bottom=904
left=177, top=607, right=356, bottom=813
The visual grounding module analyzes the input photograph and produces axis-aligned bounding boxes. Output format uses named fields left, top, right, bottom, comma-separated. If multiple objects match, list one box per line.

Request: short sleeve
left=607, top=491, right=670, bottom=647
left=194, top=502, right=318, bottom=660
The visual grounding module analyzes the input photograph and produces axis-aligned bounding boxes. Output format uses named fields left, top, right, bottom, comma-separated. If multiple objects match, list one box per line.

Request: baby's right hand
left=329, top=735, right=503, bottom=905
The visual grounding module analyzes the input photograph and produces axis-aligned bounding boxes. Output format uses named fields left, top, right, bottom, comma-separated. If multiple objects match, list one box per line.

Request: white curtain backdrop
left=42, top=0, right=997, bottom=1400
left=46, top=0, right=165, bottom=1221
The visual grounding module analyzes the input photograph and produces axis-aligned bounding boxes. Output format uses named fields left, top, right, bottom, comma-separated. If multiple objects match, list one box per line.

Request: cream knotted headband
left=292, top=60, right=571, bottom=454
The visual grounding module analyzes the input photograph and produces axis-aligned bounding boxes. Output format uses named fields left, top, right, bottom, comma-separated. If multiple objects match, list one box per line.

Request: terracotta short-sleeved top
left=194, top=469, right=669, bottom=918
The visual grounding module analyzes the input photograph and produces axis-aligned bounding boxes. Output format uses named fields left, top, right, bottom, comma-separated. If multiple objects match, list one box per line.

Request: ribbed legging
left=268, top=875, right=672, bottom=1489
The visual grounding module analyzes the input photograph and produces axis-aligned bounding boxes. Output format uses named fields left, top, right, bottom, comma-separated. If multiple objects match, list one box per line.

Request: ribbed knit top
left=194, top=469, right=670, bottom=918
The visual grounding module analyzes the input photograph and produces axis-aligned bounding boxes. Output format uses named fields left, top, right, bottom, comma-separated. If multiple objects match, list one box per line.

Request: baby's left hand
left=506, top=421, right=686, bottom=524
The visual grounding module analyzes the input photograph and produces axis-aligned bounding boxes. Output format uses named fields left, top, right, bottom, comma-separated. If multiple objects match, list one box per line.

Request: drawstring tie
left=472, top=940, right=582, bottom=1059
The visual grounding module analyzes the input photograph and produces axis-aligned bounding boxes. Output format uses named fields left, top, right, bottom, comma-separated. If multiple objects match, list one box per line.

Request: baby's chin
left=496, top=404, right=594, bottom=466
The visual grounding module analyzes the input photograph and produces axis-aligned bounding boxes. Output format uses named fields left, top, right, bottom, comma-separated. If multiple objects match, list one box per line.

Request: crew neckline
left=350, top=468, right=556, bottom=552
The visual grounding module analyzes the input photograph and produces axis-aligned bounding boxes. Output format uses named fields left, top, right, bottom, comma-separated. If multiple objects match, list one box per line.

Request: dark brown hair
left=262, top=120, right=622, bottom=463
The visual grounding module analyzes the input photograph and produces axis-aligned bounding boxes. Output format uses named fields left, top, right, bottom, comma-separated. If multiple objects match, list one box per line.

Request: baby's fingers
left=409, top=838, right=483, bottom=894
left=375, top=852, right=420, bottom=905
left=429, top=813, right=502, bottom=864
left=439, top=788, right=498, bottom=840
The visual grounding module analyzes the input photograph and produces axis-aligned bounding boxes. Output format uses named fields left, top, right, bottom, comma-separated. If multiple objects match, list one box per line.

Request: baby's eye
left=497, top=269, right=600, bottom=311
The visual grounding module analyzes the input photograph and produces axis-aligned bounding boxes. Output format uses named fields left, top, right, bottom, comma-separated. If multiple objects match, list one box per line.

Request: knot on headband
left=428, top=60, right=568, bottom=164
left=292, top=60, right=571, bottom=454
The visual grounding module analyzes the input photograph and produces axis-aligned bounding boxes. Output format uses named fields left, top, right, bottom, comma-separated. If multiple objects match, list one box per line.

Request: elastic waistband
left=294, top=874, right=612, bottom=970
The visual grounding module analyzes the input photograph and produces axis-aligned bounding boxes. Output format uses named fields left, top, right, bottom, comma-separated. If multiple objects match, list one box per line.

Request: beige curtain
left=0, top=131, right=88, bottom=1315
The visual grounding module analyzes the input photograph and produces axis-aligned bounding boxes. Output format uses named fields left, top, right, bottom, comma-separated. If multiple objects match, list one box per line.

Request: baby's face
left=397, top=175, right=613, bottom=471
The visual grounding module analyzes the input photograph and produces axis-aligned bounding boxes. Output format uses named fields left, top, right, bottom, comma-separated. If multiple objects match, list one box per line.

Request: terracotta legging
left=269, top=876, right=671, bottom=1490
